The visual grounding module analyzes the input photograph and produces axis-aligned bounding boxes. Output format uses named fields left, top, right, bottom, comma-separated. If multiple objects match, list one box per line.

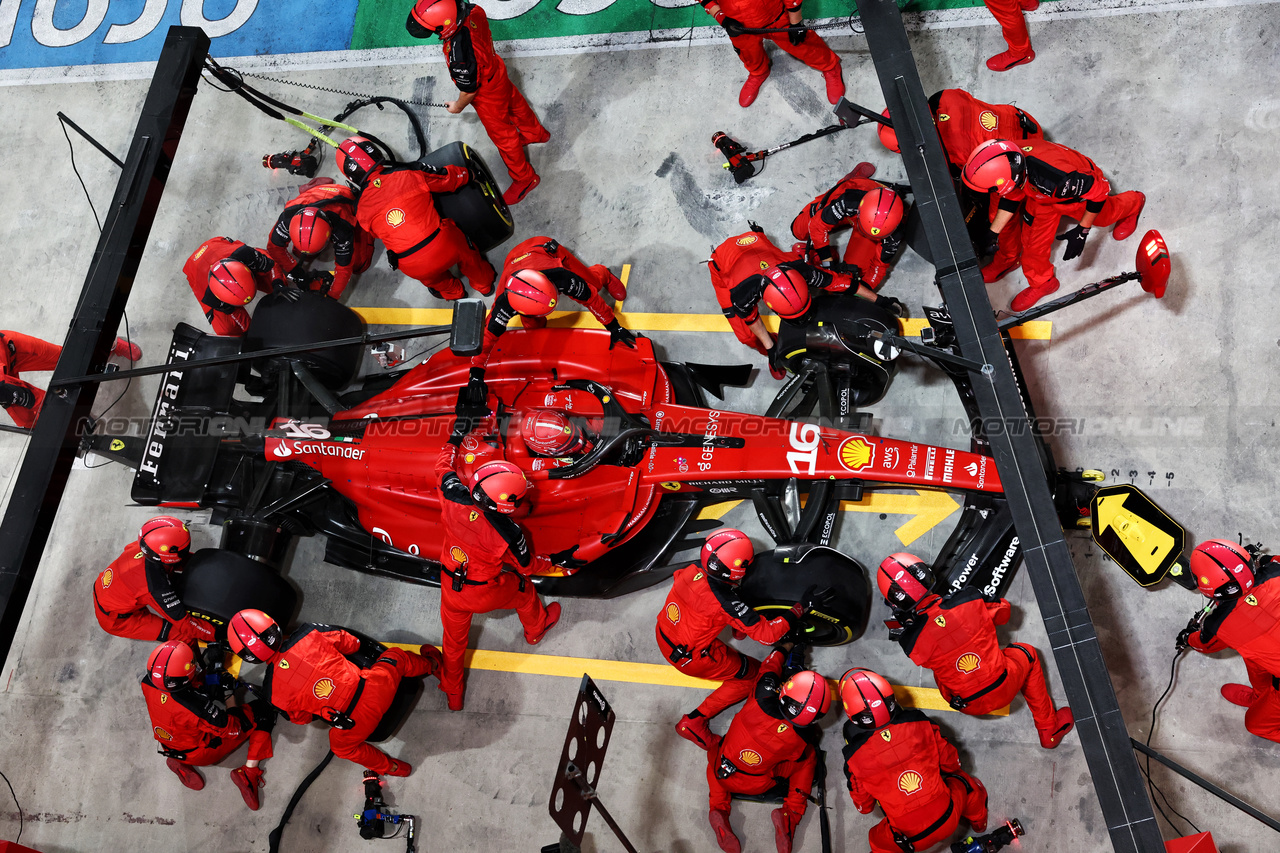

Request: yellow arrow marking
left=840, top=490, right=962, bottom=546
left=1095, top=493, right=1175, bottom=577
left=351, top=307, right=1051, bottom=340
left=697, top=500, right=743, bottom=521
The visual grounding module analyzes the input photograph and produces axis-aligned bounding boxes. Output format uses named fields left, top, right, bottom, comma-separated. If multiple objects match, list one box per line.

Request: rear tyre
left=738, top=543, right=870, bottom=646
left=180, top=548, right=299, bottom=639
left=244, top=290, right=364, bottom=390
left=418, top=141, right=514, bottom=252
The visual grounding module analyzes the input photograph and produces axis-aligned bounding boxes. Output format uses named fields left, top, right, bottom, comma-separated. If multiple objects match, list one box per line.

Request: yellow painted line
left=384, top=643, right=1005, bottom=715
left=840, top=490, right=962, bottom=546
left=352, top=307, right=1051, bottom=340
left=697, top=500, right=743, bottom=521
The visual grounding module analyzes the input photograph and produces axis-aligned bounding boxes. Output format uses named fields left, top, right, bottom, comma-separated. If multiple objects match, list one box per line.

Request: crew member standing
left=982, top=0, right=1038, bottom=72
left=142, top=640, right=277, bottom=810
left=657, top=529, right=805, bottom=749
left=471, top=236, right=634, bottom=372
left=1, top=330, right=139, bottom=428
left=266, top=178, right=374, bottom=299
left=699, top=0, right=845, bottom=108
left=407, top=0, right=550, bottom=205
left=840, top=667, right=990, bottom=853
left=228, top=609, right=442, bottom=775
left=877, top=553, right=1075, bottom=748
left=962, top=138, right=1145, bottom=311
left=434, top=384, right=562, bottom=711
left=791, top=164, right=906, bottom=289
left=1178, top=539, right=1280, bottom=744
left=704, top=644, right=829, bottom=853
left=340, top=136, right=497, bottom=301
left=182, top=237, right=284, bottom=336
left=94, top=516, right=216, bottom=644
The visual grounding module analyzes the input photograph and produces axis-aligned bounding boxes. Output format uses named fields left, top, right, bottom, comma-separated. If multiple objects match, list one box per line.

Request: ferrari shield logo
left=838, top=436, right=874, bottom=472
left=386, top=209, right=406, bottom=228
left=192, top=246, right=207, bottom=261
left=279, top=659, right=290, bottom=670
left=979, top=111, right=998, bottom=131
left=739, top=749, right=762, bottom=766
left=514, top=252, right=532, bottom=263
left=956, top=653, right=981, bottom=674
left=934, top=615, right=945, bottom=627
left=313, top=678, right=336, bottom=700
left=736, top=235, right=758, bottom=246
left=101, top=569, right=113, bottom=588
left=777, top=723, right=789, bottom=734
left=661, top=482, right=681, bottom=491
left=880, top=730, right=891, bottom=742
left=159, top=694, right=167, bottom=704
left=665, top=603, right=680, bottom=624
left=937, top=112, right=950, bottom=122
left=897, top=770, right=923, bottom=794
left=110, top=439, right=125, bottom=451
left=1246, top=594, right=1259, bottom=606
left=469, top=511, right=479, bottom=522
left=694, top=572, right=704, bottom=581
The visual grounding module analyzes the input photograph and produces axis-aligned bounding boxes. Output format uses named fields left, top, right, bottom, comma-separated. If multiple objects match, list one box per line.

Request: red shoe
left=525, top=127, right=551, bottom=145
left=230, top=766, right=263, bottom=810
left=167, top=758, right=205, bottom=791
left=676, top=713, right=717, bottom=750
left=592, top=265, right=627, bottom=301
left=385, top=758, right=412, bottom=777
left=739, top=71, right=769, bottom=108
left=771, top=808, right=796, bottom=853
left=1039, top=707, right=1075, bottom=748
left=502, top=174, right=541, bottom=206
left=731, top=629, right=747, bottom=640
left=1111, top=192, right=1146, bottom=241
left=709, top=809, right=742, bottom=853
left=848, top=161, right=876, bottom=181
left=769, top=364, right=786, bottom=381
left=526, top=601, right=562, bottom=645
left=1010, top=281, right=1059, bottom=313
left=419, top=644, right=444, bottom=679
left=823, top=65, right=846, bottom=105
left=981, top=260, right=1019, bottom=284
left=1221, top=683, right=1259, bottom=707
left=967, top=774, right=990, bottom=832
left=112, top=337, right=142, bottom=361
left=986, top=49, right=1035, bottom=72
left=1019, top=0, right=1039, bottom=9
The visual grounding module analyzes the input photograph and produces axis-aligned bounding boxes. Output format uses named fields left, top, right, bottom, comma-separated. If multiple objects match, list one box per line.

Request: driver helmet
left=228, top=609, right=284, bottom=664
left=146, top=640, right=199, bottom=691
left=779, top=670, right=832, bottom=726
left=289, top=208, right=332, bottom=256
left=761, top=266, right=812, bottom=320
left=877, top=109, right=899, bottom=153
left=504, top=269, right=558, bottom=317
left=139, top=516, right=191, bottom=567
left=407, top=0, right=463, bottom=39
left=700, top=529, right=754, bottom=585
left=208, top=260, right=256, bottom=307
left=336, top=136, right=383, bottom=186
left=962, top=139, right=1026, bottom=197
left=876, top=552, right=935, bottom=610
left=1190, top=539, right=1256, bottom=599
left=521, top=410, right=591, bottom=457
left=856, top=187, right=904, bottom=240
left=471, top=461, right=528, bottom=514
left=839, top=667, right=899, bottom=730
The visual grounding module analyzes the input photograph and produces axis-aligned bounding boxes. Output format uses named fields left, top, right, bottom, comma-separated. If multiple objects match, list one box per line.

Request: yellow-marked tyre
left=418, top=141, right=514, bottom=252
left=738, top=542, right=871, bottom=646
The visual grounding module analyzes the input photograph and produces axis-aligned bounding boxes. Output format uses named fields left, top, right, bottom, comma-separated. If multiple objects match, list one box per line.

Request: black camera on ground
left=354, top=771, right=418, bottom=850
left=263, top=149, right=320, bottom=177
left=951, top=818, right=1025, bottom=853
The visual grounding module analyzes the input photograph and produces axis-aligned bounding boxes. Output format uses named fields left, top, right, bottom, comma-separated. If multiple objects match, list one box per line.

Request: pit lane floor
left=2, top=5, right=1279, bottom=852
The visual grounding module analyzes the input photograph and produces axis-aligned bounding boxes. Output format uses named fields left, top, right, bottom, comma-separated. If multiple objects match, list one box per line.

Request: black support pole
left=0, top=27, right=211, bottom=670
left=853, top=2, right=1164, bottom=851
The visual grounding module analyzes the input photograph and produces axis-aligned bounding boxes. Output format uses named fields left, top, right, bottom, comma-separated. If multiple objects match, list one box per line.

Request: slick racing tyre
left=739, top=543, right=870, bottom=645
left=417, top=141, right=514, bottom=252
left=244, top=289, right=365, bottom=390
left=180, top=548, right=299, bottom=639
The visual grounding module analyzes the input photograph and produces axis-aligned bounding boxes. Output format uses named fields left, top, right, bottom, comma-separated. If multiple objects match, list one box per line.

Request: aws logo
left=979, top=111, right=998, bottom=131
left=665, top=603, right=680, bottom=624
left=738, top=749, right=762, bottom=766
left=897, top=770, right=923, bottom=794
left=101, top=569, right=113, bottom=589
left=736, top=235, right=758, bottom=246
left=386, top=209, right=407, bottom=228
left=956, top=653, right=981, bottom=674
left=313, top=678, right=336, bottom=700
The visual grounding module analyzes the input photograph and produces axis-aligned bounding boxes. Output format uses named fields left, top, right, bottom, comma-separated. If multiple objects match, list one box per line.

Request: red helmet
left=1189, top=539, right=1256, bottom=599
left=839, top=667, right=899, bottom=729
left=471, top=460, right=528, bottom=514
left=408, top=0, right=462, bottom=38
left=700, top=529, right=754, bottom=585
left=290, top=208, right=332, bottom=256
left=521, top=410, right=590, bottom=457
left=877, top=109, right=899, bottom=153
left=857, top=188, right=904, bottom=239
left=504, top=270, right=558, bottom=317
left=877, top=552, right=935, bottom=610
left=146, top=640, right=199, bottom=691
left=336, top=136, right=383, bottom=185
left=139, top=516, right=191, bottom=566
left=208, top=260, right=256, bottom=307
left=962, top=139, right=1026, bottom=196
left=761, top=266, right=811, bottom=320
left=779, top=670, right=832, bottom=727
left=228, top=609, right=284, bottom=663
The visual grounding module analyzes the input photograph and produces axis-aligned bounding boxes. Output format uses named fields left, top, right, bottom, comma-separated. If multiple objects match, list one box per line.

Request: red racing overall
left=711, top=0, right=840, bottom=81
left=708, top=231, right=799, bottom=355
left=994, top=139, right=1144, bottom=291
left=262, top=624, right=435, bottom=773
left=930, top=89, right=1043, bottom=169
left=707, top=650, right=817, bottom=821
left=434, top=437, right=555, bottom=700
left=443, top=4, right=547, bottom=185
left=896, top=587, right=1061, bottom=737
left=843, top=709, right=988, bottom=853
left=182, top=238, right=281, bottom=337
left=656, top=564, right=793, bottom=719
left=354, top=164, right=496, bottom=300
left=791, top=174, right=895, bottom=288
left=1189, top=563, right=1280, bottom=743
left=142, top=675, right=274, bottom=767
left=472, top=236, right=625, bottom=368
left=267, top=179, right=374, bottom=299
left=93, top=541, right=215, bottom=643
left=0, top=330, right=61, bottom=428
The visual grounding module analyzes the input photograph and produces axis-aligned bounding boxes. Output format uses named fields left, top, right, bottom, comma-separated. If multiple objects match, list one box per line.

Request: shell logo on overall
left=898, top=770, right=923, bottom=794
left=101, top=569, right=113, bottom=588
left=386, top=209, right=407, bottom=228
left=313, top=678, right=336, bottom=700
left=665, top=603, right=680, bottom=624
left=979, top=111, right=999, bottom=131
left=738, top=749, right=762, bottom=766
left=154, top=726, right=173, bottom=740
left=956, top=652, right=982, bottom=674
left=736, top=235, right=758, bottom=246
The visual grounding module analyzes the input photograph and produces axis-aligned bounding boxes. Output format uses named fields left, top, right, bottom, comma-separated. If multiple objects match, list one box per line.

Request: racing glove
left=799, top=584, right=836, bottom=614
left=1057, top=225, right=1090, bottom=261
left=1175, top=625, right=1195, bottom=652
left=879, top=232, right=903, bottom=263
left=1053, top=171, right=1094, bottom=200
left=273, top=283, right=304, bottom=302
left=788, top=25, right=807, bottom=45
left=874, top=294, right=908, bottom=319
left=285, top=265, right=309, bottom=287
left=977, top=228, right=1001, bottom=258
left=464, top=368, right=489, bottom=411
left=604, top=319, right=637, bottom=350
left=0, top=381, right=35, bottom=410
left=309, top=270, right=335, bottom=295
left=719, top=15, right=747, bottom=37
left=549, top=545, right=588, bottom=569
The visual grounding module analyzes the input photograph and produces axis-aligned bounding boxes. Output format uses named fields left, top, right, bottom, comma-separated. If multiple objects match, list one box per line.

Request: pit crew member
left=790, top=163, right=906, bottom=289
left=876, top=90, right=1044, bottom=169
left=1, top=330, right=139, bottom=428
left=182, top=237, right=285, bottom=337
left=266, top=177, right=374, bottom=299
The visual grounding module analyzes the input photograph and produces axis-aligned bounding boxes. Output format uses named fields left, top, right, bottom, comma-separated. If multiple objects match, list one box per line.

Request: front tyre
left=738, top=543, right=871, bottom=646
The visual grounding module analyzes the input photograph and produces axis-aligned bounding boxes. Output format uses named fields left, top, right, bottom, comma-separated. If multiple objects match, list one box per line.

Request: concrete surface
left=2, top=3, right=1279, bottom=852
